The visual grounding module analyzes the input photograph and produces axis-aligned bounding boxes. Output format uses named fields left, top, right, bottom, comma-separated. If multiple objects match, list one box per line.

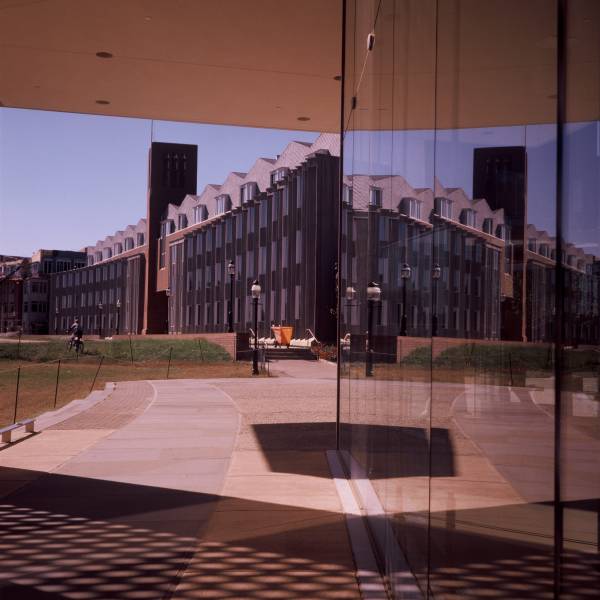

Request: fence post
left=53, top=359, right=61, bottom=408
left=129, top=335, right=134, bottom=365
left=13, top=367, right=21, bottom=424
left=508, top=352, right=514, bottom=387
left=167, top=347, right=173, bottom=379
left=197, top=338, right=204, bottom=362
left=90, top=355, right=104, bottom=393
left=17, top=329, right=22, bottom=361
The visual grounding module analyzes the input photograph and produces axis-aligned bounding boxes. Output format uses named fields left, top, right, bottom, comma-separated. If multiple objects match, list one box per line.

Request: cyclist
left=67, top=318, right=84, bottom=350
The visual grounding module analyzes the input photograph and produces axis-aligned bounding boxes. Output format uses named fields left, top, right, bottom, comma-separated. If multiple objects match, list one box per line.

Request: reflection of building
left=49, top=135, right=341, bottom=341
left=341, top=176, right=507, bottom=340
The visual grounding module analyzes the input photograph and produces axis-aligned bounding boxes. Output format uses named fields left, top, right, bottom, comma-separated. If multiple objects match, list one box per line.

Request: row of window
left=55, top=262, right=123, bottom=289
left=89, top=234, right=144, bottom=265
left=23, top=301, right=48, bottom=313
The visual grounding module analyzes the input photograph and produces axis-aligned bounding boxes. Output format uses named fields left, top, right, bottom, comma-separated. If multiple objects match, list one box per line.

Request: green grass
left=0, top=337, right=230, bottom=364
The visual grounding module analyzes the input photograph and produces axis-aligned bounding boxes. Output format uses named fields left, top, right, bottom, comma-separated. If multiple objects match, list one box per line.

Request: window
left=270, top=168, right=289, bottom=186
left=482, top=218, right=493, bottom=234
left=240, top=182, right=258, bottom=204
left=461, top=209, right=477, bottom=227
left=178, top=214, right=188, bottom=230
left=539, top=244, right=550, bottom=258
left=136, top=232, right=145, bottom=246
left=369, top=188, right=382, bottom=208
left=402, top=198, right=422, bottom=220
left=435, top=197, right=452, bottom=219
left=125, top=237, right=134, bottom=250
left=528, top=238, right=537, bottom=252
left=193, top=205, right=207, bottom=224
left=496, top=224, right=509, bottom=241
left=113, top=243, right=123, bottom=255
left=103, top=248, right=112, bottom=260
left=215, top=195, right=231, bottom=214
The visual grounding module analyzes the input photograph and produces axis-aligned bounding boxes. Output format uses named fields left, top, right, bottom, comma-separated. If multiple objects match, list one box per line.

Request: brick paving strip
left=0, top=366, right=363, bottom=600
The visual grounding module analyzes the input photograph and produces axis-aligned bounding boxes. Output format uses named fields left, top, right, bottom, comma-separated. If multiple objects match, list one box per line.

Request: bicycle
left=67, top=335, right=85, bottom=355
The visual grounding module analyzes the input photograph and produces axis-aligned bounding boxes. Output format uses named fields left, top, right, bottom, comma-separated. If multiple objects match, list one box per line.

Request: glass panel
left=560, top=0, right=600, bottom=594
left=340, top=0, right=436, bottom=596
left=429, top=3, right=558, bottom=597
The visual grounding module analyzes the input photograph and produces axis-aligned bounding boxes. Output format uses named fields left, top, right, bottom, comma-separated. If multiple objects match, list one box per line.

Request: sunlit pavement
left=0, top=372, right=361, bottom=600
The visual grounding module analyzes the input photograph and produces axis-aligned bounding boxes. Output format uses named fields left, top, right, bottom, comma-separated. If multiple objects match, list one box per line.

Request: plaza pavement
left=0, top=361, right=364, bottom=600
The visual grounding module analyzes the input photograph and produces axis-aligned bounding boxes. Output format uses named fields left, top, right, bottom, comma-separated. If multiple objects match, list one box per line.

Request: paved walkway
left=0, top=371, right=360, bottom=600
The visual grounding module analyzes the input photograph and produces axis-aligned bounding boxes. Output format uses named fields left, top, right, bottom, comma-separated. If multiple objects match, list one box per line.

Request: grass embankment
left=344, top=342, right=598, bottom=386
left=0, top=337, right=255, bottom=428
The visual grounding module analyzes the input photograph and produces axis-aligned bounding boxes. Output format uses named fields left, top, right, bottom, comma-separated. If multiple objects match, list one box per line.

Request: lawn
left=0, top=337, right=262, bottom=428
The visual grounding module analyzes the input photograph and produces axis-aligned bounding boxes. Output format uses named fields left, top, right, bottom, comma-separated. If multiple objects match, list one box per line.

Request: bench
left=1, top=418, right=35, bottom=444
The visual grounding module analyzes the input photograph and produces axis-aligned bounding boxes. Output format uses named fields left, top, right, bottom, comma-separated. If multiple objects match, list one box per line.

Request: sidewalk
left=0, top=376, right=361, bottom=599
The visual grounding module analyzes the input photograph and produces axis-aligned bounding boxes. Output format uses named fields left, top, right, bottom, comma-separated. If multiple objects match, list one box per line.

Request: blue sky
left=0, top=108, right=318, bottom=256
left=1, top=108, right=597, bottom=257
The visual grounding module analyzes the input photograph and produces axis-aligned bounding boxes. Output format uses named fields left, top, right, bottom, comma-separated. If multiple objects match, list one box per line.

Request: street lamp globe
left=366, top=282, right=382, bottom=302
left=116, top=299, right=121, bottom=309
left=400, top=263, right=412, bottom=280
left=227, top=260, right=236, bottom=277
left=251, top=280, right=261, bottom=299
left=345, top=286, right=356, bottom=303
left=432, top=264, right=441, bottom=280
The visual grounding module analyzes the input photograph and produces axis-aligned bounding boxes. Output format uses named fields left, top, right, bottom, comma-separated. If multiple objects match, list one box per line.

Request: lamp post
left=227, top=260, right=235, bottom=333
left=97, top=303, right=103, bottom=338
left=115, top=299, right=121, bottom=336
left=431, top=263, right=441, bottom=337
left=400, top=263, right=412, bottom=336
left=251, top=280, right=261, bottom=375
left=54, top=306, right=59, bottom=335
left=366, top=282, right=381, bottom=377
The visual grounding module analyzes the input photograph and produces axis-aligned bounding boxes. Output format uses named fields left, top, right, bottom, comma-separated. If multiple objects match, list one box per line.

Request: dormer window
left=178, top=214, right=188, bottom=230
left=240, top=182, right=258, bottom=204
left=95, top=251, right=102, bottom=263
left=528, top=238, right=537, bottom=252
left=270, top=168, right=289, bottom=186
left=124, top=237, right=134, bottom=251
left=539, top=244, right=550, bottom=258
left=113, top=243, right=123, bottom=255
left=482, top=218, right=493, bottom=234
left=435, top=197, right=452, bottom=219
left=568, top=255, right=577, bottom=267
left=496, top=224, right=509, bottom=241
left=460, top=209, right=477, bottom=228
left=103, top=248, right=112, bottom=260
left=401, top=197, right=421, bottom=220
left=160, top=220, right=175, bottom=238
left=88, top=255, right=95, bottom=266
left=369, top=187, right=382, bottom=208
left=193, top=205, right=208, bottom=224
left=342, top=185, right=353, bottom=206
left=215, top=194, right=232, bottom=215
left=136, top=233, right=145, bottom=246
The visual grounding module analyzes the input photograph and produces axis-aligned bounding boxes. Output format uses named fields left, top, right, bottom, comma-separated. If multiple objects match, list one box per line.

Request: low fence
left=0, top=335, right=268, bottom=429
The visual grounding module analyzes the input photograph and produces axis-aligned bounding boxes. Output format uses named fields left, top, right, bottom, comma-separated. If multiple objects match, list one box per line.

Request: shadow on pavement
left=252, top=422, right=455, bottom=479
left=0, top=466, right=361, bottom=600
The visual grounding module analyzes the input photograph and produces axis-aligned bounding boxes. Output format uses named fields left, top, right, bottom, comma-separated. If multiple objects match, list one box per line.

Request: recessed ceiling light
left=297, top=116, right=310, bottom=122
left=96, top=51, right=113, bottom=59
left=333, top=75, right=342, bottom=81
left=95, top=99, right=110, bottom=105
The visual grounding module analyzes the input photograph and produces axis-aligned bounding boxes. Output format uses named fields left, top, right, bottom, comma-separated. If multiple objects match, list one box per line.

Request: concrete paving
left=0, top=375, right=361, bottom=599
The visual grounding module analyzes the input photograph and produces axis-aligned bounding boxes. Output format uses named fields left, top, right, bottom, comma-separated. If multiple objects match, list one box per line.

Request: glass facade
left=339, top=1, right=599, bottom=597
